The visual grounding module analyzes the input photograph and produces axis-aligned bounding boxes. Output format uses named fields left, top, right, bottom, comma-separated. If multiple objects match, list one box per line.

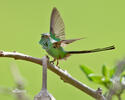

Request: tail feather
left=68, top=45, right=115, bottom=54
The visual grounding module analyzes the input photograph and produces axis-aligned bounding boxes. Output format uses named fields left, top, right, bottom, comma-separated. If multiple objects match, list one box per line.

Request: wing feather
left=50, top=7, right=65, bottom=41
left=52, top=38, right=84, bottom=47
left=61, top=38, right=83, bottom=44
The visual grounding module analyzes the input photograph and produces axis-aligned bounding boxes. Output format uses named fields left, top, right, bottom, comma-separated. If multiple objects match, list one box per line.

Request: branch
left=0, top=64, right=31, bottom=100
left=106, top=58, right=125, bottom=100
left=0, top=50, right=106, bottom=100
left=10, top=65, right=31, bottom=100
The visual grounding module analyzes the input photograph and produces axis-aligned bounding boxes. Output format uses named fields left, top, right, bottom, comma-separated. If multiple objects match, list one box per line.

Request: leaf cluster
left=80, top=64, right=125, bottom=89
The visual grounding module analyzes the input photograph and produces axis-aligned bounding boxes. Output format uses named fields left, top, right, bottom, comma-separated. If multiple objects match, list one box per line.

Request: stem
left=106, top=58, right=125, bottom=100
left=117, top=94, right=121, bottom=100
left=42, top=56, right=48, bottom=90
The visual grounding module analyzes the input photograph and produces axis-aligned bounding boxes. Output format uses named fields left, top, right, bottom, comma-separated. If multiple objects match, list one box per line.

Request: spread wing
left=50, top=7, right=65, bottom=41
left=53, top=38, right=84, bottom=47
left=61, top=38, right=83, bottom=44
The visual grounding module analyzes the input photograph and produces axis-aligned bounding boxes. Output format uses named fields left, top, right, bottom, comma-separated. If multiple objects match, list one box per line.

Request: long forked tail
left=68, top=45, right=115, bottom=54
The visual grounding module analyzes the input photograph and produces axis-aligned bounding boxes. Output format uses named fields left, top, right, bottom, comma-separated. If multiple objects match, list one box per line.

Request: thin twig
left=0, top=64, right=31, bottom=100
left=117, top=94, right=121, bottom=100
left=10, top=65, right=31, bottom=100
left=0, top=50, right=106, bottom=100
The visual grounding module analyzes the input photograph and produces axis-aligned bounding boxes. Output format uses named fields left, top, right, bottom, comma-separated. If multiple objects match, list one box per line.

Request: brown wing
left=52, top=38, right=84, bottom=48
left=61, top=38, right=83, bottom=44
left=50, top=7, right=65, bottom=40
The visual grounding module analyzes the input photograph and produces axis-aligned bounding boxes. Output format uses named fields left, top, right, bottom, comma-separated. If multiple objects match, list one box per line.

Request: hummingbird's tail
left=68, top=45, right=115, bottom=54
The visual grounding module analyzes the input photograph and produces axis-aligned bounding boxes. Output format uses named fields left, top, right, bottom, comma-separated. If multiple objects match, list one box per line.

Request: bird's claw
left=50, top=61, right=54, bottom=64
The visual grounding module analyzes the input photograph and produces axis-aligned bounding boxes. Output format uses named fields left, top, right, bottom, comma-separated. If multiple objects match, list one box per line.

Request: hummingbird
left=39, top=7, right=115, bottom=66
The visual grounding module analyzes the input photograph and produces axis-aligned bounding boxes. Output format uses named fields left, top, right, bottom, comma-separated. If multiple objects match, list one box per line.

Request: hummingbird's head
left=41, top=33, right=50, bottom=39
left=39, top=33, right=50, bottom=46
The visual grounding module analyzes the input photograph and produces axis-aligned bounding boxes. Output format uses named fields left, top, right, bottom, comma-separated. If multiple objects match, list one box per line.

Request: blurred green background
left=0, top=0, right=124, bottom=100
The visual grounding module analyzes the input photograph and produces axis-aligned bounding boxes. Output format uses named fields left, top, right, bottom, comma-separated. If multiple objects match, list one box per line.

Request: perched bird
left=39, top=7, right=115, bottom=66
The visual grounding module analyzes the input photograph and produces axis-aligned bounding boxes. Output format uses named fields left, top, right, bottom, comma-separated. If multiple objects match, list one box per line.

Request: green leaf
left=109, top=66, right=116, bottom=78
left=121, top=76, right=125, bottom=85
left=88, top=74, right=103, bottom=83
left=101, top=65, right=115, bottom=88
left=102, top=65, right=108, bottom=77
left=80, top=65, right=94, bottom=80
left=121, top=71, right=125, bottom=76
left=80, top=65, right=93, bottom=75
left=120, top=71, right=125, bottom=83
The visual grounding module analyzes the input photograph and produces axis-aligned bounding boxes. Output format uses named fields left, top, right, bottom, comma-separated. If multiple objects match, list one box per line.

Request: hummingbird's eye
left=42, top=35, right=44, bottom=38
left=44, top=35, right=49, bottom=38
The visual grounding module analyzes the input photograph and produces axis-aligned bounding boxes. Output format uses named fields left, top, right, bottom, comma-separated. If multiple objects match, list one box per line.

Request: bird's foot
left=50, top=58, right=56, bottom=64
left=46, top=55, right=49, bottom=59
left=50, top=61, right=54, bottom=64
